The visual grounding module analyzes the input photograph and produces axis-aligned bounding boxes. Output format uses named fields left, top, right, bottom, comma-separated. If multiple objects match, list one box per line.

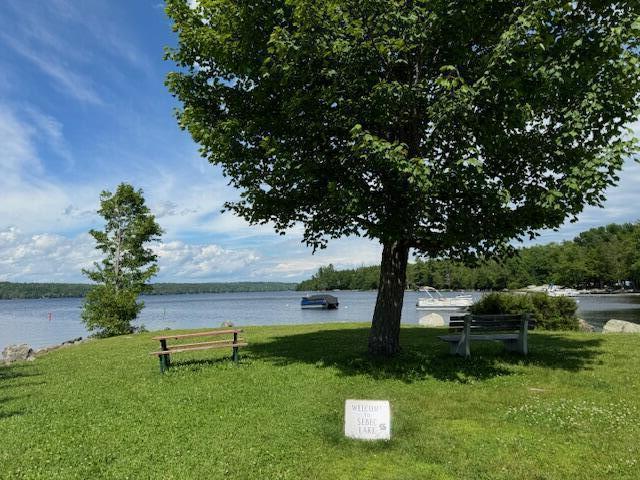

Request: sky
left=0, top=0, right=638, bottom=284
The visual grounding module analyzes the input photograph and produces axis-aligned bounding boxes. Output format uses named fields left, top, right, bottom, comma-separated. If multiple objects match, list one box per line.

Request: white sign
left=344, top=399, right=391, bottom=440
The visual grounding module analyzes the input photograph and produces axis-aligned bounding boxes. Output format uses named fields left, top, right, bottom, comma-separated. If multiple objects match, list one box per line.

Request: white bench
left=438, top=314, right=534, bottom=358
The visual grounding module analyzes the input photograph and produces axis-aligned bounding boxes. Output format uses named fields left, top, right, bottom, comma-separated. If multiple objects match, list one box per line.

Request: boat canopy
left=305, top=294, right=338, bottom=304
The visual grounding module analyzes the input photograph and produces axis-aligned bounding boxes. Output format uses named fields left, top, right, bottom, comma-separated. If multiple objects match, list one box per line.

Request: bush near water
left=471, top=292, right=579, bottom=331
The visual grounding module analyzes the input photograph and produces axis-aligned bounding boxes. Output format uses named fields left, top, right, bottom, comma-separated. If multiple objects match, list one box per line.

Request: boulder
left=418, top=313, right=445, bottom=327
left=602, top=319, right=640, bottom=333
left=578, top=318, right=595, bottom=332
left=2, top=344, right=35, bottom=364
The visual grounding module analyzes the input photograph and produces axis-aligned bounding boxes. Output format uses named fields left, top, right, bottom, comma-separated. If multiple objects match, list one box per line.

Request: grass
left=1, top=323, right=639, bottom=479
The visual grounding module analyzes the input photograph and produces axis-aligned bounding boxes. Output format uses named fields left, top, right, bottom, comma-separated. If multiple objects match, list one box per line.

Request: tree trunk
left=368, top=240, right=410, bottom=356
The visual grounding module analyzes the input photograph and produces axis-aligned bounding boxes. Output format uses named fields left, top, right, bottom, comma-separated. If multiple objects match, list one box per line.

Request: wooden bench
left=150, top=329, right=247, bottom=373
left=438, top=314, right=534, bottom=358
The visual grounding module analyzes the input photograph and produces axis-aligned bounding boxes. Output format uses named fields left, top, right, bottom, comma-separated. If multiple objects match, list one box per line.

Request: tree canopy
left=166, top=0, right=640, bottom=354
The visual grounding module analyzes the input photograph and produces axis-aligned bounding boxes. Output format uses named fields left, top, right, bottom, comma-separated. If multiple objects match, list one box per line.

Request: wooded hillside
left=297, top=223, right=640, bottom=291
left=0, top=282, right=296, bottom=300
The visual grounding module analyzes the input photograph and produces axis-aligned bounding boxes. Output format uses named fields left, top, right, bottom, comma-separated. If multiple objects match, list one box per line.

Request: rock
left=602, top=319, right=640, bottom=333
left=35, top=346, right=58, bottom=355
left=35, top=338, right=88, bottom=357
left=418, top=313, right=445, bottom=327
left=578, top=318, right=595, bottom=332
left=2, top=344, right=35, bottom=363
left=221, top=321, right=235, bottom=328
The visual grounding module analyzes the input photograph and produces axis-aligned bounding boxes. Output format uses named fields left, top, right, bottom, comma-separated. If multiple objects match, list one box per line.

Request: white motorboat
left=416, top=286, right=473, bottom=311
left=546, top=285, right=581, bottom=297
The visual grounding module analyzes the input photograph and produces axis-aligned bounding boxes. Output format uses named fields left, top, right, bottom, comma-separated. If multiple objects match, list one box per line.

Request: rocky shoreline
left=2, top=337, right=86, bottom=364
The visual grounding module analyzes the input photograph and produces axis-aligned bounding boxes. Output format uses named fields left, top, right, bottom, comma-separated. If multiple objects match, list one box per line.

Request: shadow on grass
left=0, top=362, right=39, bottom=419
left=247, top=327, right=604, bottom=383
left=163, top=356, right=245, bottom=374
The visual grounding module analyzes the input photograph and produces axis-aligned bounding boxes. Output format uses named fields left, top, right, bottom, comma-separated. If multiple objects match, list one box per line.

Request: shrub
left=81, top=285, right=142, bottom=337
left=470, top=292, right=579, bottom=331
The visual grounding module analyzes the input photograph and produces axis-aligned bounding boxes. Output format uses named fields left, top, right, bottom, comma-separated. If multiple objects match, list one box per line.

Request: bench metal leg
left=519, top=316, right=529, bottom=355
left=158, top=339, right=171, bottom=373
left=232, top=331, right=239, bottom=362
left=458, top=339, right=470, bottom=358
left=446, top=338, right=470, bottom=357
left=456, top=326, right=471, bottom=358
left=449, top=340, right=470, bottom=357
left=160, top=339, right=171, bottom=367
left=519, top=332, right=528, bottom=355
left=159, top=353, right=170, bottom=373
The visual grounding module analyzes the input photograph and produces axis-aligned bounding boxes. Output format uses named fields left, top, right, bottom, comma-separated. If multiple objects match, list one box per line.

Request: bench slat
left=449, top=322, right=536, bottom=329
left=152, top=329, right=242, bottom=341
left=439, top=334, right=519, bottom=342
left=450, top=314, right=523, bottom=321
left=448, top=325, right=526, bottom=332
left=449, top=321, right=522, bottom=327
left=151, top=342, right=248, bottom=356
left=166, top=338, right=245, bottom=350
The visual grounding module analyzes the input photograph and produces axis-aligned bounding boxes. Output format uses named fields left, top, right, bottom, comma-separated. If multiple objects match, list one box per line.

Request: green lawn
left=1, top=323, right=638, bottom=479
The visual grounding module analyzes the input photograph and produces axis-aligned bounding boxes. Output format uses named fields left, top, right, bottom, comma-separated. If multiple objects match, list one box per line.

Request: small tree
left=166, top=0, right=640, bottom=355
left=82, top=183, right=163, bottom=337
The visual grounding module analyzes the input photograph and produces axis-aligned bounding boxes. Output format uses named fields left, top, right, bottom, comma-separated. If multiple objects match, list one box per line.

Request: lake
left=1, top=290, right=639, bottom=351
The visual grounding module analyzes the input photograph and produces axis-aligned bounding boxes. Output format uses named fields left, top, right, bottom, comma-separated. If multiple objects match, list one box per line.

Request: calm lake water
left=1, top=290, right=639, bottom=351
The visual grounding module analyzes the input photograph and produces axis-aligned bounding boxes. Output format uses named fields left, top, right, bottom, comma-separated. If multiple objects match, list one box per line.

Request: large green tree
left=82, top=183, right=163, bottom=337
left=166, top=0, right=640, bottom=355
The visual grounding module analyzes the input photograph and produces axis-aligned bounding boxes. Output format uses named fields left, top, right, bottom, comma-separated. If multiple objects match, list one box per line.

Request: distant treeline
left=0, top=282, right=296, bottom=300
left=148, top=282, right=296, bottom=295
left=297, top=222, right=640, bottom=291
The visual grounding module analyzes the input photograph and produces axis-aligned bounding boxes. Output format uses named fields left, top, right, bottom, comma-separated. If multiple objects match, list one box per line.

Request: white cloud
left=23, top=107, right=72, bottom=166
left=0, top=228, right=98, bottom=282
left=16, top=0, right=152, bottom=75
left=155, top=241, right=260, bottom=279
left=534, top=158, right=640, bottom=244
left=250, top=236, right=383, bottom=279
left=0, top=106, right=100, bottom=232
left=0, top=33, right=103, bottom=105
left=0, top=105, right=72, bottom=175
left=0, top=227, right=263, bottom=283
left=0, top=107, right=41, bottom=177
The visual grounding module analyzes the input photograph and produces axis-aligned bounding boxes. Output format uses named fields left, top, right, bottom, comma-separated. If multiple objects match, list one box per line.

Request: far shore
left=1, top=286, right=639, bottom=301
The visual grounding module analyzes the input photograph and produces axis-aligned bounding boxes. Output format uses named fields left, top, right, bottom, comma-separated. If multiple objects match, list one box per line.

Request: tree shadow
left=0, top=363, right=40, bottom=420
left=246, top=327, right=604, bottom=384
left=0, top=363, right=39, bottom=381
left=0, top=410, right=24, bottom=420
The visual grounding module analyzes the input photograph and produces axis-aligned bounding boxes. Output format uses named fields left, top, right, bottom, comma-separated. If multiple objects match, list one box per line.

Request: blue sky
left=0, top=0, right=638, bottom=283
